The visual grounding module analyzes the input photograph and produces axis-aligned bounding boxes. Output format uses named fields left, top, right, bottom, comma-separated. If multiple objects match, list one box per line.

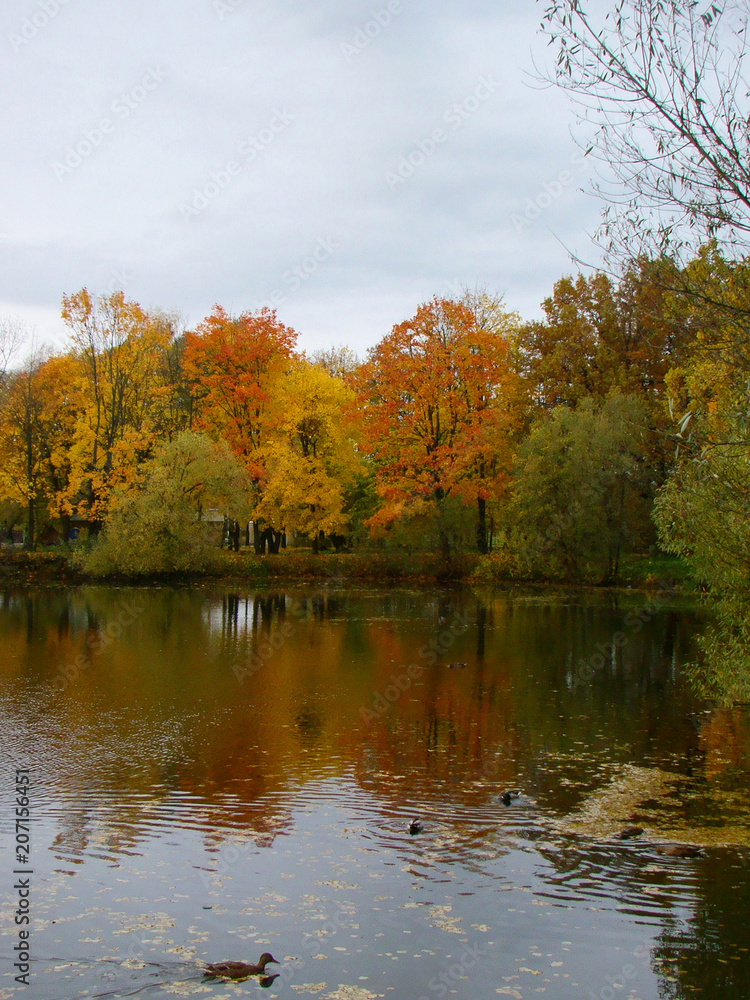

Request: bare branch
left=537, top=0, right=750, bottom=262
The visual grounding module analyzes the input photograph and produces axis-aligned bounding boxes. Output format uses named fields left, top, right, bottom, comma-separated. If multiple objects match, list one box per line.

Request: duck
left=408, top=818, right=423, bottom=835
left=204, top=954, right=278, bottom=980
left=447, top=662, right=467, bottom=670
left=501, top=790, right=520, bottom=806
left=654, top=844, right=703, bottom=858
left=615, top=825, right=644, bottom=840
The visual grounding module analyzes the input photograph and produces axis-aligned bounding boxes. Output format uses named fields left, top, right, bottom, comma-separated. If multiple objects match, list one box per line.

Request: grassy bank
left=208, top=550, right=481, bottom=583
left=0, top=550, right=84, bottom=586
left=0, top=547, right=691, bottom=591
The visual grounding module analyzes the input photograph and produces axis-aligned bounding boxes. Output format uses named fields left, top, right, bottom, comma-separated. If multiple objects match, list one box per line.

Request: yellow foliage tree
left=61, top=289, right=178, bottom=527
left=254, top=357, right=361, bottom=551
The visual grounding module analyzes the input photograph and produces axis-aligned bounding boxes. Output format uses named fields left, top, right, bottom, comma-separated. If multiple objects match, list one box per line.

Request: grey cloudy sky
left=1, top=0, right=602, bottom=355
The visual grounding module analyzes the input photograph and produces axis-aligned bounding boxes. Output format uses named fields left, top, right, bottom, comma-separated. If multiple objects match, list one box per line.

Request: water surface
left=0, top=585, right=749, bottom=1000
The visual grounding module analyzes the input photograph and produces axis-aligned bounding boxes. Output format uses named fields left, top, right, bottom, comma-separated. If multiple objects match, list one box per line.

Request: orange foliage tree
left=357, top=298, right=525, bottom=556
left=184, top=306, right=297, bottom=551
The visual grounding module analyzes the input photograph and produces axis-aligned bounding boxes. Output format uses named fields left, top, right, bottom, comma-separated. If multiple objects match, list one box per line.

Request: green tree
left=505, top=393, right=651, bottom=582
left=80, top=431, right=252, bottom=577
left=654, top=384, right=750, bottom=701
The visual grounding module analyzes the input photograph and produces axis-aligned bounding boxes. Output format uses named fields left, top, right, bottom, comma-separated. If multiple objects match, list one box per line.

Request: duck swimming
left=655, top=844, right=703, bottom=858
left=204, top=954, right=278, bottom=980
left=501, top=790, right=520, bottom=806
left=409, top=818, right=424, bottom=835
left=615, top=826, right=644, bottom=840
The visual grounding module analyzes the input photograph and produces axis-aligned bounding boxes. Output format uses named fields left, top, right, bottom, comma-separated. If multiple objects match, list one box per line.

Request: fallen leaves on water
left=325, top=987, right=382, bottom=1000
left=427, top=904, right=463, bottom=934
left=157, top=982, right=213, bottom=996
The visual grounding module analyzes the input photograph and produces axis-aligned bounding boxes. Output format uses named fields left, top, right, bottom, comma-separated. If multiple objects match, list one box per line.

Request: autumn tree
left=312, top=345, right=360, bottom=383
left=517, top=265, right=687, bottom=411
left=147, top=311, right=194, bottom=441
left=61, top=289, right=175, bottom=527
left=459, top=290, right=529, bottom=551
left=183, top=305, right=298, bottom=552
left=357, top=298, right=524, bottom=558
left=33, top=354, right=88, bottom=543
left=255, top=356, right=361, bottom=551
left=0, top=349, right=52, bottom=548
left=184, top=306, right=296, bottom=477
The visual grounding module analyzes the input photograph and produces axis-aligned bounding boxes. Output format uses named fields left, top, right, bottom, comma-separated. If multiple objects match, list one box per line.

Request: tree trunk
left=434, top=493, right=452, bottom=568
left=25, top=497, right=35, bottom=551
left=253, top=521, right=265, bottom=554
left=264, top=528, right=282, bottom=554
left=476, top=496, right=488, bottom=554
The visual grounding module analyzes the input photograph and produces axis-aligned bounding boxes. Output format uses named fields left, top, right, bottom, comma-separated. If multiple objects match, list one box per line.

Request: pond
left=0, top=585, right=749, bottom=1000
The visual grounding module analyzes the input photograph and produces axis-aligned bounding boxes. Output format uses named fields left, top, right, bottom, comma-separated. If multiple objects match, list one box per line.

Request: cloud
left=0, top=0, right=601, bottom=351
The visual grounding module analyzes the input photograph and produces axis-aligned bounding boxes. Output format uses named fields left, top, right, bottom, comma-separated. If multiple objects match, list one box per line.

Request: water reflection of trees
left=2, top=584, right=749, bottom=990
left=651, top=850, right=750, bottom=999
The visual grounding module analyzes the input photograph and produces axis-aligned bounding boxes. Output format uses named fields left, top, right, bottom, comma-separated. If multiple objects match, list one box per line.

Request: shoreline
left=0, top=548, right=691, bottom=595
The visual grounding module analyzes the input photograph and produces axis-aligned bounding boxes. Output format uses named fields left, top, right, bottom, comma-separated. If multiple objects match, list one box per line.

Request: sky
left=0, top=0, right=603, bottom=357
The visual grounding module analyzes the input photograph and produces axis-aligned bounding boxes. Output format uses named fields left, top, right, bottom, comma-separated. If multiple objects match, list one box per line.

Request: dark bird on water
left=204, top=954, right=279, bottom=980
left=501, top=790, right=520, bottom=806
left=615, top=826, right=644, bottom=840
left=409, top=818, right=424, bottom=835
left=655, top=844, right=703, bottom=858
left=447, top=662, right=467, bottom=670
